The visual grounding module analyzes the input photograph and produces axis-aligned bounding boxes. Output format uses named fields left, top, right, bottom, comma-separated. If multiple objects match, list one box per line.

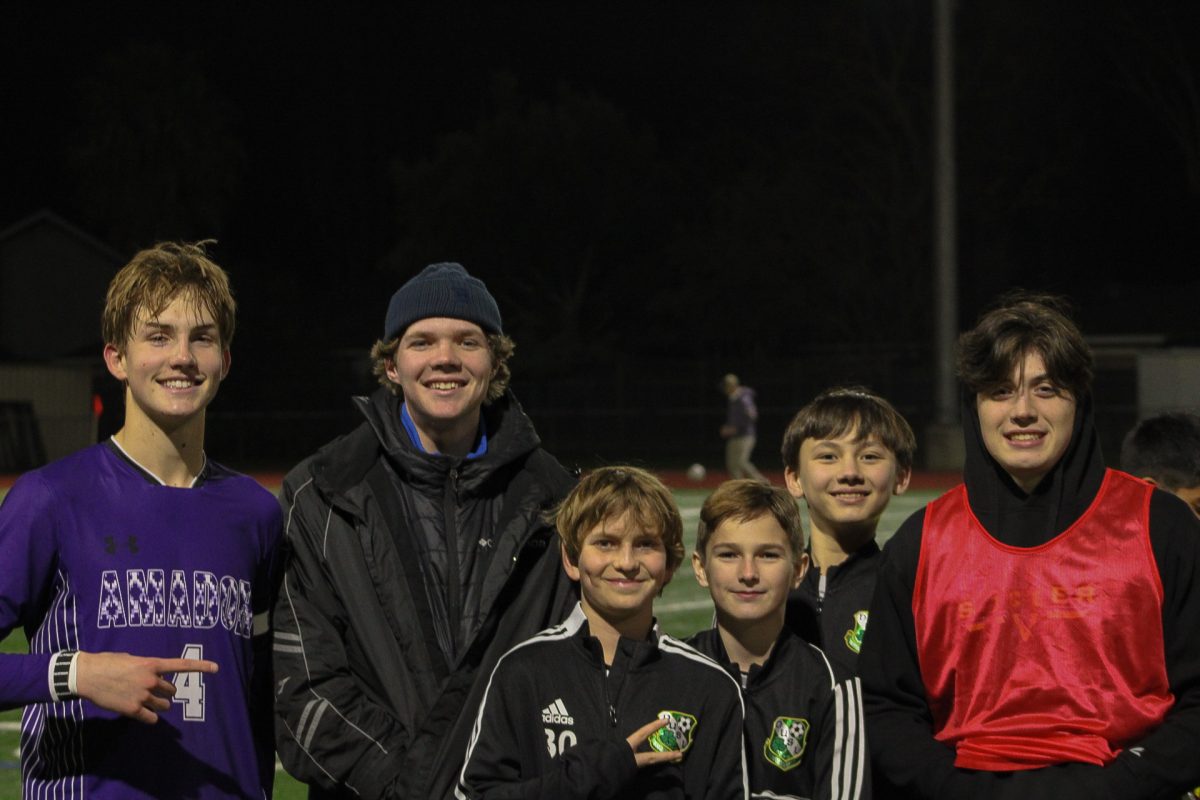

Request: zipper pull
left=609, top=704, right=617, bottom=727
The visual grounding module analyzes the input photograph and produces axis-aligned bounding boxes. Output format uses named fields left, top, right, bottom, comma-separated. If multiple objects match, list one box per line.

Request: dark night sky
left=4, top=3, right=1200, bottom=463
left=5, top=4, right=1199, bottom=326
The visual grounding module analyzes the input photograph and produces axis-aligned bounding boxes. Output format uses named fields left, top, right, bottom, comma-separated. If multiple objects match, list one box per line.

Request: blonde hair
left=553, top=466, right=685, bottom=573
left=102, top=241, right=235, bottom=352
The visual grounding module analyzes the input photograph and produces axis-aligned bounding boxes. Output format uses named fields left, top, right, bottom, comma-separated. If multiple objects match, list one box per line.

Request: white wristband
left=49, top=650, right=79, bottom=701
left=68, top=651, right=80, bottom=696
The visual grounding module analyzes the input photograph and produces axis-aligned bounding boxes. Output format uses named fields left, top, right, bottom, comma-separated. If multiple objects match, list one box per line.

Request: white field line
left=656, top=598, right=712, bottom=612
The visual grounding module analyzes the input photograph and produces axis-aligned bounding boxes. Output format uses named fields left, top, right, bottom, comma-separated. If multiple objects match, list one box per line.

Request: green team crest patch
left=844, top=609, right=869, bottom=654
left=764, top=716, right=810, bottom=771
left=648, top=710, right=698, bottom=754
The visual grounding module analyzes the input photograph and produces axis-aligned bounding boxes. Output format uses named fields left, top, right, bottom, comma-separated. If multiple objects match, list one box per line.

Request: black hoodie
left=858, top=394, right=1200, bottom=800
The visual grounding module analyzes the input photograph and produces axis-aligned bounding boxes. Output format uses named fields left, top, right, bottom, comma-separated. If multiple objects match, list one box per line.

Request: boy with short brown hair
left=457, top=466, right=748, bottom=799
left=689, top=479, right=870, bottom=800
left=780, top=386, right=914, bottom=675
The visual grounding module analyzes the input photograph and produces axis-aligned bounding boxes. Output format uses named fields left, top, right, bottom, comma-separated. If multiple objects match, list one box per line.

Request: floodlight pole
left=927, top=0, right=964, bottom=469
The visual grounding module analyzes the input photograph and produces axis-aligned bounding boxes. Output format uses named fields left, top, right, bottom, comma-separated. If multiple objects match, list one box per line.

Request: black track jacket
left=785, top=542, right=881, bottom=677
left=688, top=627, right=870, bottom=800
left=456, top=604, right=750, bottom=800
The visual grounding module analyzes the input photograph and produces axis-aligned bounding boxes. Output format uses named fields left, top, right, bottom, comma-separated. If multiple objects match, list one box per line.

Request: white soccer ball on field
left=687, top=463, right=706, bottom=482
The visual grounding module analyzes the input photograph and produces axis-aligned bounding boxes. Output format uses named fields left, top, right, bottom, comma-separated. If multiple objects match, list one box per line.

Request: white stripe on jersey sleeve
left=831, top=677, right=867, bottom=800
left=455, top=604, right=586, bottom=800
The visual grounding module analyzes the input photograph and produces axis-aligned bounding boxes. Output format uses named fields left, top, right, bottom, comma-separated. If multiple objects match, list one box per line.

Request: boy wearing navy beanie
left=273, top=262, right=576, bottom=799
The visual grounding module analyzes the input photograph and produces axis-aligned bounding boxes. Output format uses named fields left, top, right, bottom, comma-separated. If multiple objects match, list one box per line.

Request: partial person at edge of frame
left=1121, top=411, right=1200, bottom=519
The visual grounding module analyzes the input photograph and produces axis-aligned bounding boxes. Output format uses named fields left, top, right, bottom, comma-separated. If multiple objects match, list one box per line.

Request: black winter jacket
left=456, top=604, right=749, bottom=800
left=273, top=388, right=577, bottom=799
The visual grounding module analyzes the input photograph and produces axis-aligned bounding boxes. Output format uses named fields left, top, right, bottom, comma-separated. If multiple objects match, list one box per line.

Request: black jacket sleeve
left=704, top=682, right=750, bottom=800
left=1101, top=491, right=1200, bottom=798
left=860, top=497, right=1200, bottom=800
left=271, top=477, right=409, bottom=799
left=807, top=675, right=871, bottom=800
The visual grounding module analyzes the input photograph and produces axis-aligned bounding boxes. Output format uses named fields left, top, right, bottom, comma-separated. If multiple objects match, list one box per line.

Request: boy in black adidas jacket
left=456, top=466, right=749, bottom=800
left=689, top=480, right=870, bottom=800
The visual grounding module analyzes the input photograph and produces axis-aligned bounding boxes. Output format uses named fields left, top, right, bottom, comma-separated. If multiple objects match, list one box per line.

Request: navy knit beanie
left=383, top=262, right=503, bottom=340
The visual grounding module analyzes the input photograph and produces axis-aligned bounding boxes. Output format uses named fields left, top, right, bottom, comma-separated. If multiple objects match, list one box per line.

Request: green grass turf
left=0, top=484, right=940, bottom=798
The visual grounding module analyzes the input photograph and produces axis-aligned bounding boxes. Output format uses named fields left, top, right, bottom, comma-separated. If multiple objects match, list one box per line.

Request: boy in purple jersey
left=0, top=241, right=281, bottom=799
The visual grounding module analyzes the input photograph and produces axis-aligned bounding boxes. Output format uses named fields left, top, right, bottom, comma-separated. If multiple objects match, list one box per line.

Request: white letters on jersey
left=97, top=569, right=253, bottom=637
left=172, top=644, right=207, bottom=722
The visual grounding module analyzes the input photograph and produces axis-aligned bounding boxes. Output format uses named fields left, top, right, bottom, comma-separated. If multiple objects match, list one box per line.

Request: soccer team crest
left=763, top=716, right=810, bottom=771
left=844, top=609, right=869, bottom=654
left=648, top=710, right=698, bottom=755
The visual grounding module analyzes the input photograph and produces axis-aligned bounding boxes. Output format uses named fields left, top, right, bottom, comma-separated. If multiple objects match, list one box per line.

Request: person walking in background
left=721, top=373, right=766, bottom=482
left=272, top=262, right=577, bottom=799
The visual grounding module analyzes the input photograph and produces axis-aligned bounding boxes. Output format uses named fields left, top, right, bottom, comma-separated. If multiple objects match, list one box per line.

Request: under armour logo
left=104, top=535, right=140, bottom=555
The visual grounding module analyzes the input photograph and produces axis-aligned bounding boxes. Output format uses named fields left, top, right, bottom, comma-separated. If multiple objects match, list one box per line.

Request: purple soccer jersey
left=0, top=442, right=281, bottom=799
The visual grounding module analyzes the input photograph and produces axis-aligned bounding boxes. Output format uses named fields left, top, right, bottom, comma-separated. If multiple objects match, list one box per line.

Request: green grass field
left=0, top=484, right=940, bottom=799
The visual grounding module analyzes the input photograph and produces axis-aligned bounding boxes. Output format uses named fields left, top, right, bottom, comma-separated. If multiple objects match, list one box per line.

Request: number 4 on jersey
left=172, top=644, right=206, bottom=721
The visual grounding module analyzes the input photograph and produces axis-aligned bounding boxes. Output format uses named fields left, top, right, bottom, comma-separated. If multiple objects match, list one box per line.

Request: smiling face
left=563, top=511, right=674, bottom=635
left=103, top=293, right=230, bottom=433
left=785, top=425, right=911, bottom=542
left=693, top=513, right=807, bottom=628
left=385, top=317, right=495, bottom=454
left=976, top=350, right=1076, bottom=493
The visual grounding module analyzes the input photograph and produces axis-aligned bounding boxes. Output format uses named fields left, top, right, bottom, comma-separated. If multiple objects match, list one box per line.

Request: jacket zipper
left=444, top=467, right=462, bottom=657
left=602, top=664, right=618, bottom=727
